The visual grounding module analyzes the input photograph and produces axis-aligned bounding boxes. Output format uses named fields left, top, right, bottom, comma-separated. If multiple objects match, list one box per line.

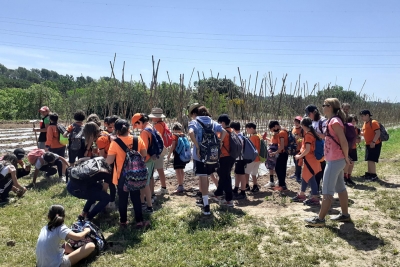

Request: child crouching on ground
left=36, top=205, right=95, bottom=267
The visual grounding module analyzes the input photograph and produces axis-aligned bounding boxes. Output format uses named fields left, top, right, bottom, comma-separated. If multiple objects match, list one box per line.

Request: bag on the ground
left=158, top=122, right=174, bottom=148
left=370, top=121, right=389, bottom=142
left=225, top=129, right=243, bottom=159
left=196, top=119, right=221, bottom=164
left=27, top=149, right=45, bottom=165
left=57, top=124, right=69, bottom=146
left=242, top=136, right=258, bottom=163
left=258, top=134, right=268, bottom=163
left=285, top=130, right=297, bottom=156
left=144, top=128, right=164, bottom=159
left=69, top=123, right=84, bottom=151
left=69, top=219, right=106, bottom=255
left=114, top=137, right=148, bottom=191
left=175, top=134, right=192, bottom=163
left=66, top=157, right=110, bottom=181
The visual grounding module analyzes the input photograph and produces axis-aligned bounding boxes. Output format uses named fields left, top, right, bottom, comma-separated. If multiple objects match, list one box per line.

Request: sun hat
left=188, top=103, right=202, bottom=115
left=148, top=108, right=166, bottom=118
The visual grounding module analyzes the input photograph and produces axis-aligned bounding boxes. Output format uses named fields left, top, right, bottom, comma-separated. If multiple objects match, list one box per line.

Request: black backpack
left=66, top=157, right=111, bottom=182
left=69, top=123, right=84, bottom=151
left=196, top=119, right=221, bottom=164
left=224, top=129, right=243, bottom=159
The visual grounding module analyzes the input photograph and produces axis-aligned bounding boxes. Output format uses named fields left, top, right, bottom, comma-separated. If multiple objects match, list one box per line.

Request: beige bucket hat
left=149, top=108, right=166, bottom=118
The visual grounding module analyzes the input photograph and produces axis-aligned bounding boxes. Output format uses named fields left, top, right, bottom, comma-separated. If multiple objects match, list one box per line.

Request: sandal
left=136, top=220, right=151, bottom=229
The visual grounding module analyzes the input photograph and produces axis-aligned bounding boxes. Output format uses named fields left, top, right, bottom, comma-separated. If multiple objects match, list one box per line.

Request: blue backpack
left=144, top=128, right=164, bottom=160
left=175, top=134, right=192, bottom=163
left=314, top=139, right=325, bottom=160
left=242, top=136, right=258, bottom=163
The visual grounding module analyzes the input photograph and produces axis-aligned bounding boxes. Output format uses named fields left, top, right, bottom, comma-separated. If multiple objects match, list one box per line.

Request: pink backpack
left=28, top=149, right=45, bottom=165
left=158, top=122, right=173, bottom=148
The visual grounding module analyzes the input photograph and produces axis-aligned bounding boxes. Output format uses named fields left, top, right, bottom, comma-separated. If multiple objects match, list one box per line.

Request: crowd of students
left=0, top=98, right=387, bottom=266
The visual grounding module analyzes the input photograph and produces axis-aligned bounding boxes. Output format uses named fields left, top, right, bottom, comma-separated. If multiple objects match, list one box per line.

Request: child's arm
left=167, top=140, right=177, bottom=159
left=295, top=143, right=310, bottom=160
left=66, top=227, right=91, bottom=241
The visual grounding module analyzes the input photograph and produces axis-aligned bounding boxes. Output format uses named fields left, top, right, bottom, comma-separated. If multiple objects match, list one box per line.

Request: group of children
left=0, top=100, right=386, bottom=266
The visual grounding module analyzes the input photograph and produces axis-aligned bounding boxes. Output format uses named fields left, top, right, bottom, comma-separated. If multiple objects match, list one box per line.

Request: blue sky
left=0, top=0, right=399, bottom=100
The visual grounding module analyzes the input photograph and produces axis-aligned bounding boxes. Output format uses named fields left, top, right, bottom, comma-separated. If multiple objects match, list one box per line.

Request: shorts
left=194, top=160, right=218, bottom=176
left=145, top=160, right=155, bottom=185
left=234, top=160, right=246, bottom=175
left=348, top=148, right=358, bottom=162
left=37, top=142, right=46, bottom=149
left=365, top=143, right=382, bottom=163
left=154, top=155, right=164, bottom=170
left=68, top=148, right=84, bottom=163
left=173, top=152, right=187, bottom=170
left=245, top=161, right=260, bottom=176
left=60, top=255, right=71, bottom=267
left=322, top=158, right=346, bottom=196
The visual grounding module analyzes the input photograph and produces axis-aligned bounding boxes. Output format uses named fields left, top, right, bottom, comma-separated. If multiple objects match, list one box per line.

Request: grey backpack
left=69, top=123, right=84, bottom=151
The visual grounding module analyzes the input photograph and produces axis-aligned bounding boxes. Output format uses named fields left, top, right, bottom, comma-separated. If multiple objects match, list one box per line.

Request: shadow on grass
left=30, top=176, right=64, bottom=191
left=377, top=178, right=400, bottom=189
left=327, top=223, right=384, bottom=251
left=352, top=184, right=377, bottom=191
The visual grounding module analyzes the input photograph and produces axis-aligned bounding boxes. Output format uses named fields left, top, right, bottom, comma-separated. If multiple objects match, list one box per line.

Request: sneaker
left=303, top=198, right=320, bottom=206
left=144, top=207, right=154, bottom=214
left=120, top=221, right=129, bottom=228
left=291, top=194, right=306, bottom=202
left=273, top=186, right=287, bottom=191
left=304, top=216, right=326, bottom=227
left=220, top=199, right=234, bottom=207
left=264, top=182, right=275, bottom=188
left=144, top=197, right=155, bottom=204
left=210, top=194, right=223, bottom=202
left=345, top=177, right=356, bottom=186
left=233, top=193, right=246, bottom=200
left=174, top=186, right=185, bottom=194
left=202, top=205, right=211, bottom=216
left=154, top=187, right=169, bottom=195
left=296, top=177, right=302, bottom=184
left=330, top=213, right=351, bottom=222
left=289, top=174, right=296, bottom=179
left=106, top=201, right=116, bottom=211
left=196, top=198, right=204, bottom=207
left=251, top=185, right=260, bottom=192
left=60, top=175, right=67, bottom=183
left=245, top=184, right=251, bottom=191
left=136, top=220, right=151, bottom=229
left=152, top=195, right=157, bottom=201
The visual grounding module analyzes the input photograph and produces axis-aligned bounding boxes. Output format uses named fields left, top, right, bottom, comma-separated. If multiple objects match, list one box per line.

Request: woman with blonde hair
left=305, top=98, right=351, bottom=227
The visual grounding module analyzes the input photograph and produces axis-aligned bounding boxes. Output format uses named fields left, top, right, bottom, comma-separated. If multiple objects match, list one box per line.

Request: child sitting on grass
left=36, top=205, right=95, bottom=267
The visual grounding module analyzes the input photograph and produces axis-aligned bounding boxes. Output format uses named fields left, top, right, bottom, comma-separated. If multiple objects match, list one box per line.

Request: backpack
left=284, top=130, right=297, bottom=156
left=307, top=132, right=325, bottom=160
left=242, top=136, right=258, bottom=163
left=326, top=117, right=357, bottom=150
left=196, top=119, right=221, bottom=164
left=67, top=157, right=111, bottom=181
left=57, top=124, right=69, bottom=146
left=224, top=128, right=243, bottom=159
left=68, top=219, right=107, bottom=255
left=175, top=134, right=192, bottom=163
left=158, top=122, right=174, bottom=148
left=114, top=137, right=148, bottom=191
left=27, top=149, right=45, bottom=165
left=370, top=120, right=389, bottom=142
left=144, top=128, right=164, bottom=160
left=69, top=123, right=84, bottom=151
left=258, top=134, right=268, bottom=163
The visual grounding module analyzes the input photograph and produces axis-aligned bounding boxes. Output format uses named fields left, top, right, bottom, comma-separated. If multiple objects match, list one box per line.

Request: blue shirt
left=188, top=116, right=223, bottom=161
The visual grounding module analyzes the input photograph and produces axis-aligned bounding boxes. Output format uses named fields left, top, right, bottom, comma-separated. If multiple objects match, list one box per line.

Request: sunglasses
left=322, top=104, right=330, bottom=107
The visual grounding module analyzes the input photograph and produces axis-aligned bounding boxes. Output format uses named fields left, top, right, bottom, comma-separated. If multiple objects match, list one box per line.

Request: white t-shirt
left=311, top=117, right=328, bottom=135
left=36, top=225, right=71, bottom=267
left=35, top=153, right=59, bottom=169
left=0, top=165, right=13, bottom=194
left=1, top=165, right=10, bottom=177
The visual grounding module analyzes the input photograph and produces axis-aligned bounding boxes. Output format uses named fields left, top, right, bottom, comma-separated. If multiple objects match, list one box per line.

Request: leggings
left=301, top=176, right=319, bottom=196
left=315, top=161, right=326, bottom=191
left=117, top=177, right=143, bottom=223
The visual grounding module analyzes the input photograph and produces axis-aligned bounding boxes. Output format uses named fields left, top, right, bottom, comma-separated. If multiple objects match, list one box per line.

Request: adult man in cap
left=13, top=148, right=31, bottom=179
left=149, top=108, right=169, bottom=195
left=360, top=109, right=381, bottom=181
left=33, top=106, right=51, bottom=149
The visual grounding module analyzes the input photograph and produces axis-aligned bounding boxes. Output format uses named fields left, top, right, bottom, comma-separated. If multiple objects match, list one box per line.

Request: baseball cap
left=13, top=148, right=25, bottom=160
left=360, top=110, right=372, bottom=116
left=217, top=114, right=230, bottom=124
left=39, top=106, right=50, bottom=112
left=304, top=105, right=318, bottom=116
left=131, top=113, right=143, bottom=128
left=294, top=116, right=303, bottom=122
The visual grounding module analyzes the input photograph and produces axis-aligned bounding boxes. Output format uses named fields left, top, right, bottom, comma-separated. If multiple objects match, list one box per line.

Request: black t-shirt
left=38, top=115, right=50, bottom=142
left=69, top=171, right=112, bottom=186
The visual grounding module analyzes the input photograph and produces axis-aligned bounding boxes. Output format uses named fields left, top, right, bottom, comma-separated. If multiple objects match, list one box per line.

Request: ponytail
left=47, top=205, right=65, bottom=231
left=301, top=117, right=321, bottom=141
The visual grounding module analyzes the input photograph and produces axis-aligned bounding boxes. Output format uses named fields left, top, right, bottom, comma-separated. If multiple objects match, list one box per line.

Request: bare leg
left=245, top=174, right=250, bottom=185
left=338, top=190, right=349, bottom=215
left=150, top=177, right=155, bottom=195
left=348, top=163, right=354, bottom=176
left=67, top=242, right=96, bottom=265
left=200, top=176, right=209, bottom=196
left=367, top=161, right=376, bottom=174
left=318, top=194, right=334, bottom=220
left=252, top=174, right=258, bottom=186
left=176, top=169, right=184, bottom=186
left=141, top=185, right=152, bottom=207
left=210, top=173, right=218, bottom=185
left=157, top=169, right=167, bottom=188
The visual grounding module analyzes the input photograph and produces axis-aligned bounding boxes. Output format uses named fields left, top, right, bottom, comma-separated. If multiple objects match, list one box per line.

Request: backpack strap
left=325, top=118, right=342, bottom=147
left=318, top=120, right=323, bottom=133
left=114, top=138, right=130, bottom=153
left=132, top=136, right=139, bottom=152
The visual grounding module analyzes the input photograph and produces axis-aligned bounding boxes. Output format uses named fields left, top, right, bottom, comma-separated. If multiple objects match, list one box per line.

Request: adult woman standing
left=305, top=98, right=351, bottom=227
left=106, top=120, right=149, bottom=228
